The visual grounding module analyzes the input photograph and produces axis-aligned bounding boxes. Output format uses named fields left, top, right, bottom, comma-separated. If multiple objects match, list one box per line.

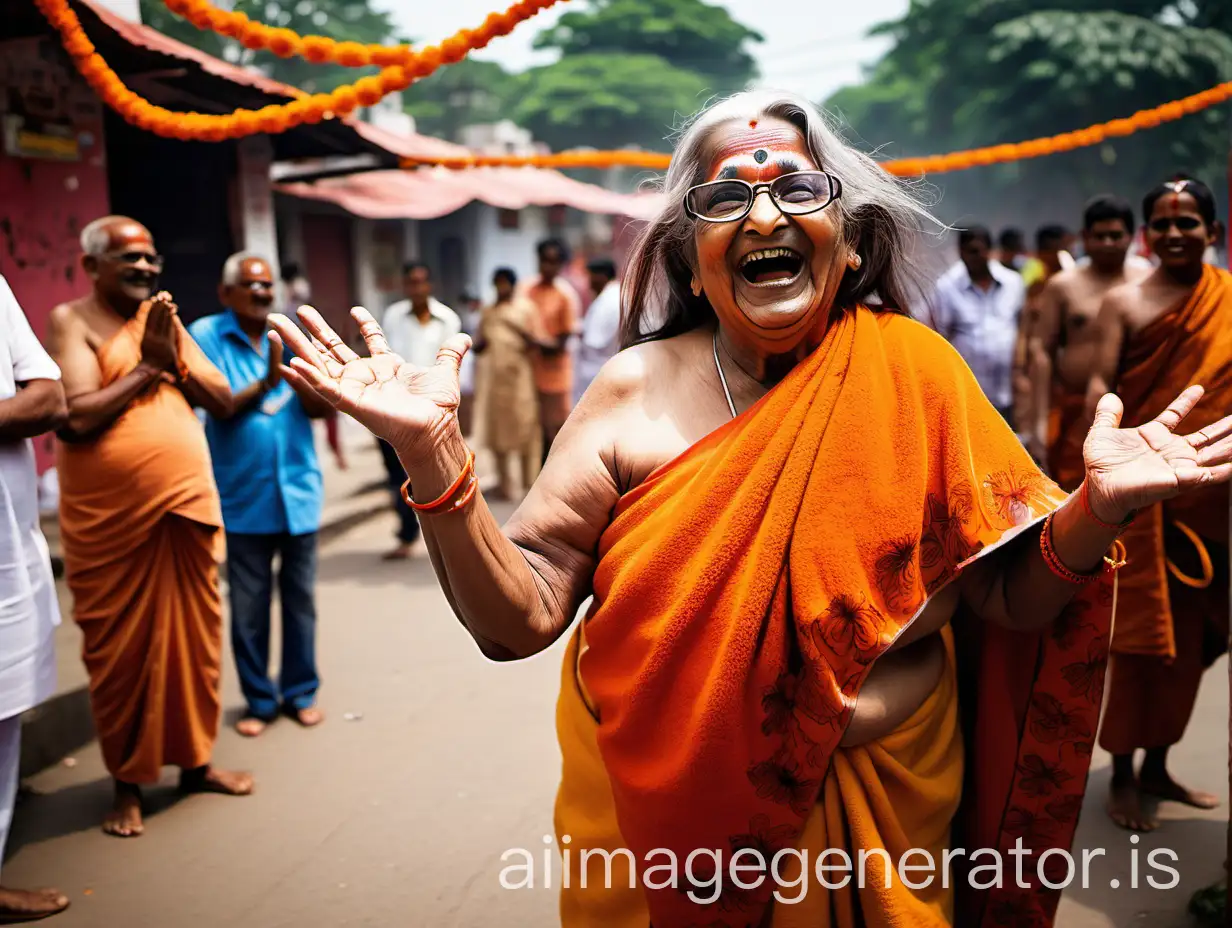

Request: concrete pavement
left=5, top=503, right=1227, bottom=926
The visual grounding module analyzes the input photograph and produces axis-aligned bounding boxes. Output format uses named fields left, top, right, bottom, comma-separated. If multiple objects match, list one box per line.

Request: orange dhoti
left=1097, top=265, right=1232, bottom=757
left=58, top=306, right=228, bottom=783
left=555, top=309, right=1113, bottom=927
left=1046, top=385, right=1087, bottom=492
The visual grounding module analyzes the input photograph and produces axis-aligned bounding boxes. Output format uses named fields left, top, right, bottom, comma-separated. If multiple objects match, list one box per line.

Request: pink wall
left=0, top=36, right=111, bottom=471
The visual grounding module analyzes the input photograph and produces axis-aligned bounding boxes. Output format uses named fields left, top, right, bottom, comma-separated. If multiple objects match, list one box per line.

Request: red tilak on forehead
left=710, top=127, right=802, bottom=165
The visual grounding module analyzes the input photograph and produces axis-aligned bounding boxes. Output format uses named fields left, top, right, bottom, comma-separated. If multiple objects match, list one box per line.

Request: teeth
left=739, top=247, right=799, bottom=268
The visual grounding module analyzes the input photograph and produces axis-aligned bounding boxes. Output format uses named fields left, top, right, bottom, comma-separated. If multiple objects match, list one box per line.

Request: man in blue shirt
left=190, top=253, right=331, bottom=737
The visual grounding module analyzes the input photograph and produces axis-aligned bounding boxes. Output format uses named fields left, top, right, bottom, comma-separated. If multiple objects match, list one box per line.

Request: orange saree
left=58, top=305, right=228, bottom=783
left=1098, top=265, right=1232, bottom=756
left=555, top=308, right=1114, bottom=926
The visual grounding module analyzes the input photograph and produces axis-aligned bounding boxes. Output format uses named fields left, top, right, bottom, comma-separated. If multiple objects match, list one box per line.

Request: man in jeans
left=190, top=253, right=332, bottom=736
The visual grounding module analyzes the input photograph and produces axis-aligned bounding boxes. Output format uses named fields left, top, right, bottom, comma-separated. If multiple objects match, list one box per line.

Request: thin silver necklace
left=713, top=330, right=737, bottom=419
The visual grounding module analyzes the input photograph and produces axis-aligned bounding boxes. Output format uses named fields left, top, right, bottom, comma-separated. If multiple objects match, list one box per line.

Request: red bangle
left=401, top=449, right=475, bottom=514
left=1039, top=513, right=1128, bottom=584
left=1079, top=481, right=1134, bottom=532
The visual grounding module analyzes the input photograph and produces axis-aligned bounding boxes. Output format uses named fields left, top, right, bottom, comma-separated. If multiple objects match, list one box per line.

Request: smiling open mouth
left=738, top=247, right=804, bottom=285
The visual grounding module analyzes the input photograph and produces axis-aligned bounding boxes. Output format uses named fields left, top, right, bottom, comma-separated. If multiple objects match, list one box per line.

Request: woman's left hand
left=1083, top=385, right=1232, bottom=523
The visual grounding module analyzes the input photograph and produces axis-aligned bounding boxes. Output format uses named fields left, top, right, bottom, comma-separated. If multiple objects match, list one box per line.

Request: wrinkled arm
left=958, top=492, right=1119, bottom=631
left=0, top=379, right=66, bottom=441
left=399, top=359, right=630, bottom=660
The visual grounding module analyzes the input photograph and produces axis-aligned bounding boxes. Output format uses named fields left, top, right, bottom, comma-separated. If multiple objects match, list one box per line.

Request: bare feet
left=285, top=706, right=324, bottom=728
left=381, top=542, right=414, bottom=561
left=235, top=715, right=270, bottom=738
left=179, top=765, right=254, bottom=796
left=1107, top=780, right=1157, bottom=831
left=1139, top=771, right=1220, bottom=809
left=102, top=784, right=143, bottom=838
left=0, top=887, right=70, bottom=923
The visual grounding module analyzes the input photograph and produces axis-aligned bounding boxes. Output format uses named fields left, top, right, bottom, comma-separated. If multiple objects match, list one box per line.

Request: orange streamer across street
left=34, top=0, right=564, bottom=142
left=36, top=0, right=1232, bottom=176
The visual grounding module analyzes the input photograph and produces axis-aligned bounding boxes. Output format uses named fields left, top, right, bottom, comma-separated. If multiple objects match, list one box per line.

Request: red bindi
left=749, top=119, right=758, bottom=129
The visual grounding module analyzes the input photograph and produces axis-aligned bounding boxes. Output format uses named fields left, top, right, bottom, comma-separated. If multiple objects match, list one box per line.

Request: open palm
left=1083, top=386, right=1232, bottom=521
left=268, top=305, right=470, bottom=461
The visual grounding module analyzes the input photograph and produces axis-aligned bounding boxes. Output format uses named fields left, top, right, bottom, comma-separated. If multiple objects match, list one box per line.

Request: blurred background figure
left=475, top=268, right=540, bottom=501
left=930, top=225, right=1026, bottom=424
left=0, top=276, right=69, bottom=923
left=574, top=258, right=621, bottom=406
left=378, top=262, right=460, bottom=560
left=522, top=239, right=581, bottom=463
left=997, top=227, right=1028, bottom=273
left=456, top=292, right=482, bottom=439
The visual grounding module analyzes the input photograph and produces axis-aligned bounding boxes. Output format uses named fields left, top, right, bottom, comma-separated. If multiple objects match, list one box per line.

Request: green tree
left=532, top=0, right=762, bottom=96
left=512, top=0, right=760, bottom=152
left=402, top=59, right=517, bottom=142
left=827, top=1, right=1232, bottom=226
left=512, top=53, right=711, bottom=151
left=139, top=0, right=401, bottom=93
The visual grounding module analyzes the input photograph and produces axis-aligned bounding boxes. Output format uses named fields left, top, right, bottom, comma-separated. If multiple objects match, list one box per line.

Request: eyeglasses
left=1149, top=216, right=1203, bottom=233
left=684, top=171, right=842, bottom=223
left=102, top=250, right=165, bottom=270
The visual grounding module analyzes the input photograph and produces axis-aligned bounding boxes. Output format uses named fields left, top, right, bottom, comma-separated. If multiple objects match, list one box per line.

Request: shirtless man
left=1085, top=178, right=1231, bottom=830
left=1022, top=196, right=1150, bottom=480
left=47, top=216, right=253, bottom=836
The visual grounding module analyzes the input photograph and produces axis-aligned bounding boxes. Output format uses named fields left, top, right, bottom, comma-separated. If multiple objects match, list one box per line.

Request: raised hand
left=267, top=305, right=470, bottom=466
left=139, top=292, right=179, bottom=373
left=1083, top=385, right=1232, bottom=523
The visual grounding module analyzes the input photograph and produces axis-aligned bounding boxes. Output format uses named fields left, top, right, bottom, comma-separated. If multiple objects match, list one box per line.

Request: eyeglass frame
left=99, top=249, right=165, bottom=270
left=683, top=170, right=844, bottom=224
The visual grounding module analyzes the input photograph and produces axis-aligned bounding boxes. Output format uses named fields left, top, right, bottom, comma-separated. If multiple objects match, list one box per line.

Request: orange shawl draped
left=57, top=305, right=228, bottom=782
left=1108, top=265, right=1232, bottom=660
left=556, top=309, right=1113, bottom=926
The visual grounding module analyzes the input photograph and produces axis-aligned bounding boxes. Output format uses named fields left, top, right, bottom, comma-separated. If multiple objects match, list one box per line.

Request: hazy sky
left=373, top=0, right=910, bottom=104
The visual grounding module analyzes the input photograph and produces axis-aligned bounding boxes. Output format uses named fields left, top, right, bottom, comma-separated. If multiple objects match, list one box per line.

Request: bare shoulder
left=1044, top=266, right=1081, bottom=296
left=1099, top=276, right=1143, bottom=317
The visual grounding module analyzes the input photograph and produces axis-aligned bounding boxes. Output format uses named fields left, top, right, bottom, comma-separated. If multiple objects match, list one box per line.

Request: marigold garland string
left=35, top=0, right=562, bottom=141
left=398, top=79, right=1232, bottom=175
left=37, top=0, right=1232, bottom=176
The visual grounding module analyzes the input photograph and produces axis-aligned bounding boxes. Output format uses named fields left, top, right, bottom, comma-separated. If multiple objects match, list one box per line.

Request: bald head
left=80, top=215, right=152, bottom=257
left=80, top=215, right=162, bottom=316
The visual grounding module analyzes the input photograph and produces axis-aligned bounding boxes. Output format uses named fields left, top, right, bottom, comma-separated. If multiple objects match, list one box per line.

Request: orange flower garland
left=159, top=0, right=529, bottom=70
left=399, top=80, right=1232, bottom=175
left=36, top=0, right=563, bottom=142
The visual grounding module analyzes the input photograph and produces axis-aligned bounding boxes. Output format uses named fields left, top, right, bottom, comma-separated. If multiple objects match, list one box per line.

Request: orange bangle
left=1079, top=481, right=1134, bottom=533
left=1040, top=513, right=1126, bottom=583
left=400, top=449, right=475, bottom=513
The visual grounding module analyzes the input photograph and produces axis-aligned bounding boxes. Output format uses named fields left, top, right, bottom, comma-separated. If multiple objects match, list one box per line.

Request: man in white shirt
left=0, top=277, right=70, bottom=921
left=377, top=262, right=461, bottom=560
left=574, top=259, right=621, bottom=406
left=930, top=226, right=1027, bottom=424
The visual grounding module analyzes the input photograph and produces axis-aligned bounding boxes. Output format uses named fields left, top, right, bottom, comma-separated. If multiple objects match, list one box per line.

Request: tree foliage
left=511, top=52, right=711, bottom=151
left=513, top=0, right=760, bottom=151
left=532, top=0, right=762, bottom=96
left=139, top=0, right=400, bottom=93
left=402, top=59, right=517, bottom=142
left=827, top=0, right=1232, bottom=227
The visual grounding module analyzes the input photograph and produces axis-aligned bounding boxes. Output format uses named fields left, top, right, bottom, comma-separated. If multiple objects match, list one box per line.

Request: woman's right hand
left=267, top=305, right=470, bottom=467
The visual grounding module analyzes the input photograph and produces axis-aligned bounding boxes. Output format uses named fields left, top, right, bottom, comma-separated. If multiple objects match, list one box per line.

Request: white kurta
left=0, top=276, right=60, bottom=721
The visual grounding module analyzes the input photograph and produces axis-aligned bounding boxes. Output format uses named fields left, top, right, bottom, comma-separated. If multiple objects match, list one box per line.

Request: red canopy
left=276, top=167, right=665, bottom=220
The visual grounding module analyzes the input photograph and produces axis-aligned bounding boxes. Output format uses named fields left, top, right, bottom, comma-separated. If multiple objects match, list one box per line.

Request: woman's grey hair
left=621, top=90, right=938, bottom=348
left=221, top=251, right=268, bottom=286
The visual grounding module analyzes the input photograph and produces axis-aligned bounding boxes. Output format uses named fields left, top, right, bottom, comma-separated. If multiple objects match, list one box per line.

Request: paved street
left=5, top=502, right=1228, bottom=927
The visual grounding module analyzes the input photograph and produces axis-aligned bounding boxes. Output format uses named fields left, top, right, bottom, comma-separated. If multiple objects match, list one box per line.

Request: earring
left=691, top=277, right=703, bottom=297
left=849, top=253, right=862, bottom=271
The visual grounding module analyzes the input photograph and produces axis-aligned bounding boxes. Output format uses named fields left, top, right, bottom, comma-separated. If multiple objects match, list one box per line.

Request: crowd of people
left=0, top=89, right=1229, bottom=926
left=0, top=215, right=623, bottom=921
left=926, top=176, right=1230, bottom=833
